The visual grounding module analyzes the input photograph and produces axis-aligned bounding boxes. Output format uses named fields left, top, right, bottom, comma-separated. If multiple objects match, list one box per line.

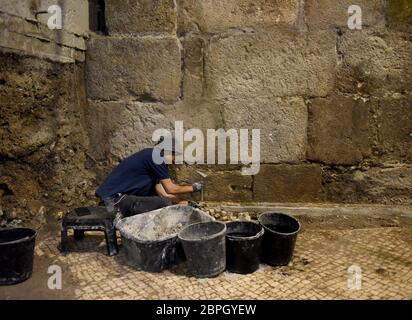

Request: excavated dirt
left=0, top=52, right=97, bottom=228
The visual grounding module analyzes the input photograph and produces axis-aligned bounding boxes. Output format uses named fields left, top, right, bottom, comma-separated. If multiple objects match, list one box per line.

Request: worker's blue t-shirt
left=96, top=148, right=169, bottom=199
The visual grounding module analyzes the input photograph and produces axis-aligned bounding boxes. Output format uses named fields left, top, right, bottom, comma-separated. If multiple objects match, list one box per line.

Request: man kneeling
left=95, top=137, right=202, bottom=217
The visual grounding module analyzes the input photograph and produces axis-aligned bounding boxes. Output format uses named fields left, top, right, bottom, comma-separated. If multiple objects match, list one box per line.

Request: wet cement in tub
left=118, top=205, right=213, bottom=241
left=117, top=205, right=214, bottom=272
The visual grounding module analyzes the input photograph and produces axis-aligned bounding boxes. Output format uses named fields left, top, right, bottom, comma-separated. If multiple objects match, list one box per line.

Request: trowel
left=194, top=170, right=207, bottom=202
left=182, top=164, right=208, bottom=203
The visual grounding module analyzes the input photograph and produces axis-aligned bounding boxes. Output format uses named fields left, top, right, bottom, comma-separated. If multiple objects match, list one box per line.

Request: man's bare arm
left=155, top=183, right=188, bottom=204
left=160, top=178, right=194, bottom=195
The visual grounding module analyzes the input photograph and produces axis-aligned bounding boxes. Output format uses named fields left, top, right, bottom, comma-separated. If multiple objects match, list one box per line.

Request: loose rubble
left=198, top=203, right=258, bottom=222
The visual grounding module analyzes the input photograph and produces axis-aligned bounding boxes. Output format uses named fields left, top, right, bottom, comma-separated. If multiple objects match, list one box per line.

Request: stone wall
left=0, top=0, right=93, bottom=225
left=1, top=0, right=411, bottom=226
left=87, top=0, right=412, bottom=205
left=0, top=0, right=88, bottom=63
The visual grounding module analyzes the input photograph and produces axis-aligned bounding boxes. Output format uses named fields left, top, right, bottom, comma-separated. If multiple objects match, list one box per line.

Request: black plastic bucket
left=0, top=228, right=37, bottom=285
left=179, top=221, right=226, bottom=278
left=258, top=212, right=300, bottom=266
left=225, top=221, right=264, bottom=274
left=116, top=205, right=213, bottom=272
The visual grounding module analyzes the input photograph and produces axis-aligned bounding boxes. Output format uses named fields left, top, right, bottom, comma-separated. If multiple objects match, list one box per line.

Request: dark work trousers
left=115, top=195, right=172, bottom=217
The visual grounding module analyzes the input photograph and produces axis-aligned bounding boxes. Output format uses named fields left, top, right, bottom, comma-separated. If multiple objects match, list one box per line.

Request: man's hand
left=155, top=183, right=183, bottom=204
left=192, top=182, right=203, bottom=192
left=160, top=178, right=194, bottom=195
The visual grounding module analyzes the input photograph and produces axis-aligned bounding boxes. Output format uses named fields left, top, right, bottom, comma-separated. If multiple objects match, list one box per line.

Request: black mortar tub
left=116, top=205, right=213, bottom=272
left=258, top=212, right=301, bottom=266
left=225, top=221, right=264, bottom=274
left=179, top=221, right=226, bottom=278
left=0, top=228, right=37, bottom=285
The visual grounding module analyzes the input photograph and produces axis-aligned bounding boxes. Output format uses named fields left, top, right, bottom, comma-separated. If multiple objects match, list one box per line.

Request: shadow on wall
left=89, top=0, right=107, bottom=34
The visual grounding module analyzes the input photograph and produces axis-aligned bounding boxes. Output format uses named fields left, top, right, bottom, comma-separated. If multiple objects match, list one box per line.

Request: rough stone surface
left=181, top=35, right=206, bottom=103
left=323, top=164, right=412, bottom=205
left=0, top=1, right=37, bottom=21
left=86, top=99, right=230, bottom=183
left=387, top=0, right=412, bottom=32
left=205, top=29, right=337, bottom=99
left=170, top=165, right=251, bottom=202
left=0, top=0, right=90, bottom=36
left=337, top=30, right=412, bottom=96
left=175, top=100, right=225, bottom=132
left=305, top=0, right=387, bottom=30
left=37, top=0, right=89, bottom=36
left=86, top=35, right=182, bottom=103
left=371, top=95, right=412, bottom=162
left=106, top=0, right=177, bottom=34
left=254, top=164, right=323, bottom=202
left=203, top=171, right=252, bottom=202
left=222, top=97, right=307, bottom=164
left=0, top=52, right=95, bottom=223
left=86, top=100, right=176, bottom=162
left=177, top=0, right=299, bottom=34
left=0, top=30, right=85, bottom=63
left=0, top=13, right=86, bottom=63
left=353, top=165, right=412, bottom=204
left=307, top=95, right=372, bottom=165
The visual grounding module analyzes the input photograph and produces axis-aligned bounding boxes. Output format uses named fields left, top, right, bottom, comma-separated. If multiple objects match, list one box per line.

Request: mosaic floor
left=3, top=226, right=409, bottom=300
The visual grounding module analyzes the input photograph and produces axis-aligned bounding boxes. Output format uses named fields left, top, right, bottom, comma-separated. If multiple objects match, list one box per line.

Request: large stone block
left=205, top=29, right=336, bottom=99
left=106, top=0, right=177, bottom=34
left=354, top=165, right=412, bottom=204
left=0, top=13, right=85, bottom=63
left=86, top=36, right=182, bottom=103
left=37, top=0, right=89, bottom=36
left=88, top=100, right=229, bottom=164
left=222, top=97, right=307, bottom=164
left=173, top=101, right=225, bottom=135
left=181, top=35, right=205, bottom=103
left=254, top=164, right=323, bottom=202
left=86, top=101, right=176, bottom=161
left=1, top=0, right=88, bottom=35
left=172, top=165, right=252, bottom=202
left=204, top=170, right=252, bottom=202
left=337, top=30, right=412, bottom=96
left=177, top=0, right=299, bottom=34
left=0, top=0, right=37, bottom=21
left=307, top=95, right=372, bottom=165
left=372, top=95, right=412, bottom=162
left=323, top=164, right=412, bottom=205
left=1, top=12, right=86, bottom=50
left=305, top=0, right=386, bottom=30
left=0, top=34, right=83, bottom=64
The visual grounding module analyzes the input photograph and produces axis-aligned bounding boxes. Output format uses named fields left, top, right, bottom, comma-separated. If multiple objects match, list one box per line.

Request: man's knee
left=157, top=197, right=172, bottom=207
left=119, top=195, right=172, bottom=217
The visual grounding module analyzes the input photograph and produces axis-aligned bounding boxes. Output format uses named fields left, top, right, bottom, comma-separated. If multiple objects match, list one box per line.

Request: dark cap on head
left=154, top=136, right=183, bottom=154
